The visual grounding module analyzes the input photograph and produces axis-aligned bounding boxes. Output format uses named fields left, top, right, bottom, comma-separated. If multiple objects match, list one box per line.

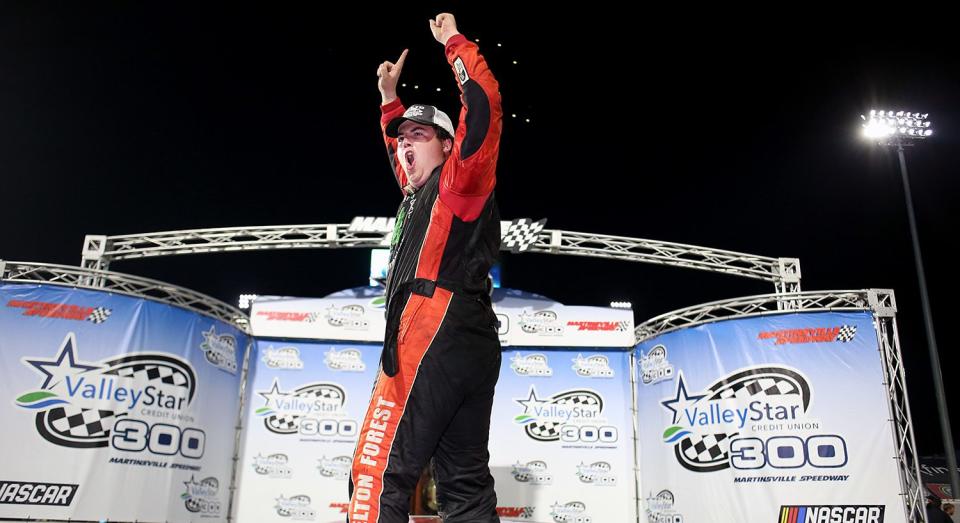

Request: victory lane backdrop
left=233, top=339, right=380, bottom=523
left=636, top=311, right=906, bottom=523
left=489, top=348, right=637, bottom=522
left=0, top=283, right=248, bottom=522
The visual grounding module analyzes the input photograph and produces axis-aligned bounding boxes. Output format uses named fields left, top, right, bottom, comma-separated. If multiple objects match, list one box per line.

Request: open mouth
left=404, top=150, right=415, bottom=169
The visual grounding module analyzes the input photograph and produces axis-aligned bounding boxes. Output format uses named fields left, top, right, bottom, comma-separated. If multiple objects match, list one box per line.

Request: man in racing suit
left=347, top=12, right=503, bottom=523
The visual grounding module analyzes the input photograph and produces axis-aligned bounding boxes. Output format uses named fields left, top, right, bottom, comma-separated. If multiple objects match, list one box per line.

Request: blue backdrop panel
left=0, top=283, right=247, bottom=522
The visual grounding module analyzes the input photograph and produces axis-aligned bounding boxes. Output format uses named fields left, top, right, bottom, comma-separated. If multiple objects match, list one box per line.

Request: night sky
left=2, top=4, right=958, bottom=456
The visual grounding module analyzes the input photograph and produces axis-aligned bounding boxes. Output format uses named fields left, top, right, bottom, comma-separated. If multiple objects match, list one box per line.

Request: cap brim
left=385, top=115, right=437, bottom=138
left=385, top=116, right=407, bottom=138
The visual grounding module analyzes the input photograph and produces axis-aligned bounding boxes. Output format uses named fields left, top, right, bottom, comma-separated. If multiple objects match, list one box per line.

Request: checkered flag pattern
left=298, top=387, right=343, bottom=402
left=525, top=392, right=600, bottom=441
left=47, top=405, right=119, bottom=438
left=715, top=375, right=798, bottom=400
left=836, top=325, right=857, bottom=342
left=109, top=363, right=189, bottom=387
left=513, top=470, right=531, bottom=481
left=266, top=413, right=301, bottom=432
left=679, top=432, right=731, bottom=463
left=502, top=218, right=546, bottom=253
left=265, top=385, right=345, bottom=433
left=86, top=307, right=112, bottom=324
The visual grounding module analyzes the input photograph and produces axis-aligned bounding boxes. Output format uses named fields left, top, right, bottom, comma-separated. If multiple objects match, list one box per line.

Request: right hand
left=377, top=49, right=408, bottom=104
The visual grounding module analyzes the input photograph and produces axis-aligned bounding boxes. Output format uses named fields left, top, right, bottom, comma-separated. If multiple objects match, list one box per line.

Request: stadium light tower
left=861, top=109, right=958, bottom=496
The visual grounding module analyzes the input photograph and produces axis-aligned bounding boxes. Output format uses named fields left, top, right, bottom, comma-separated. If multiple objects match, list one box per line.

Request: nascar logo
left=778, top=505, right=884, bottom=523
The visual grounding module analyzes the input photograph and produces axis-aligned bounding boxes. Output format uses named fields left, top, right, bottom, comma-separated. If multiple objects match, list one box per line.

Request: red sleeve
left=439, top=34, right=503, bottom=222
left=380, top=98, right=408, bottom=191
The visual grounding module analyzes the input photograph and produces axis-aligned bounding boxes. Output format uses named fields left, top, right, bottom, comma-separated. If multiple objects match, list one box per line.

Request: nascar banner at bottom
left=0, top=283, right=247, bottom=523
left=635, top=311, right=907, bottom=523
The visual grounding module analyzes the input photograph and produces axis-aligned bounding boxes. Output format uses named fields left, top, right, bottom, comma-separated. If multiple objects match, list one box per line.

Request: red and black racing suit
left=347, top=34, right=503, bottom=523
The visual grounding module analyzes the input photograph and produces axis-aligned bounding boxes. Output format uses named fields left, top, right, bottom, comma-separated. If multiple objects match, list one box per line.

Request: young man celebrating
left=347, top=12, right=504, bottom=523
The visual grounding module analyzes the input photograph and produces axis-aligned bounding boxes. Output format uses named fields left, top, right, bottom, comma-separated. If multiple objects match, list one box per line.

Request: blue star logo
left=22, top=333, right=99, bottom=389
left=183, top=475, right=201, bottom=495
left=515, top=386, right=550, bottom=415
left=258, top=378, right=289, bottom=409
left=660, top=372, right=705, bottom=424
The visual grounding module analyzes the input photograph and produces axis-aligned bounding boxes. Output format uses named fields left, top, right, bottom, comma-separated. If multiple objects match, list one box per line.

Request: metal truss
left=634, top=290, right=870, bottom=341
left=1, top=260, right=249, bottom=332
left=872, top=293, right=926, bottom=522
left=635, top=289, right=925, bottom=522
left=80, top=222, right=801, bottom=292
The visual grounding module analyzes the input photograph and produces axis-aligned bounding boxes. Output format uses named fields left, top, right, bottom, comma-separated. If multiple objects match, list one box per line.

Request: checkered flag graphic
left=669, top=367, right=810, bottom=472
left=267, top=413, right=301, bottom=432
left=715, top=375, right=799, bottom=400
left=300, top=387, right=343, bottom=402
left=110, top=363, right=189, bottom=387
left=836, top=325, right=857, bottom=343
left=47, top=405, right=120, bottom=438
left=265, top=384, right=345, bottom=434
left=86, top=307, right=112, bottom=324
left=502, top=218, right=546, bottom=253
left=525, top=392, right=600, bottom=441
left=513, top=470, right=531, bottom=481
left=679, top=433, right=731, bottom=463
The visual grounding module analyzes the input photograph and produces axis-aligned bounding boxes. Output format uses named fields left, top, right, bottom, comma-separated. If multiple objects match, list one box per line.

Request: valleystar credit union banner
left=635, top=311, right=906, bottom=523
left=0, top=283, right=247, bottom=522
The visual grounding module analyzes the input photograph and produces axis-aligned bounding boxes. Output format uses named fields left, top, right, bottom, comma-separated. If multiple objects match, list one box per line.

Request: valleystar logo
left=256, top=378, right=349, bottom=435
left=510, top=352, right=553, bottom=377
left=199, top=326, right=237, bottom=374
left=181, top=476, right=221, bottom=517
left=514, top=386, right=604, bottom=443
left=15, top=333, right=196, bottom=448
left=660, top=366, right=812, bottom=473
